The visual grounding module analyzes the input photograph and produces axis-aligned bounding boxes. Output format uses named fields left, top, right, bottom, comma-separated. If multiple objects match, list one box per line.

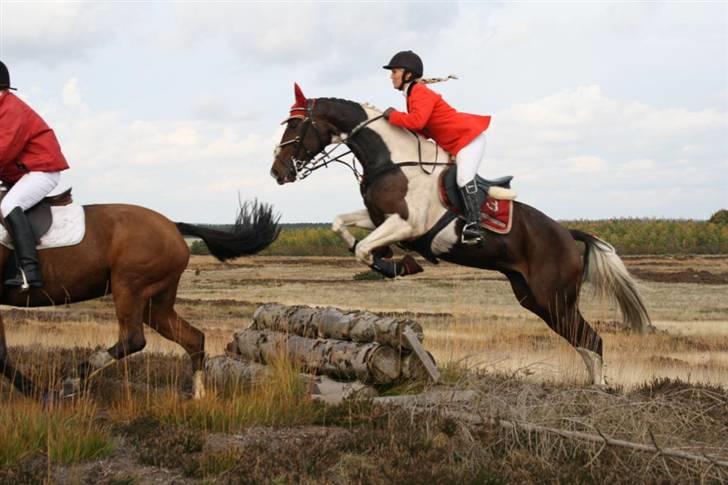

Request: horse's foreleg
left=354, top=214, right=414, bottom=269
left=0, top=313, right=39, bottom=397
left=332, top=209, right=375, bottom=251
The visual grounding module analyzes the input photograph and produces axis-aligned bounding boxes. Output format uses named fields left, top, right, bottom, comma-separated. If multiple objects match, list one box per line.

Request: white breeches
left=455, top=131, right=487, bottom=187
left=1, top=171, right=61, bottom=217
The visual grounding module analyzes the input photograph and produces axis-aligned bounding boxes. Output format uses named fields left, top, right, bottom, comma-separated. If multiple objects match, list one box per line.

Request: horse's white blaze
left=88, top=349, right=114, bottom=370
left=193, top=370, right=206, bottom=399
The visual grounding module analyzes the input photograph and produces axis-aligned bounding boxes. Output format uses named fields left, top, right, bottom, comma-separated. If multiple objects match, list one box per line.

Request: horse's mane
left=317, top=97, right=383, bottom=114
left=361, top=102, right=383, bottom=114
left=316, top=96, right=442, bottom=155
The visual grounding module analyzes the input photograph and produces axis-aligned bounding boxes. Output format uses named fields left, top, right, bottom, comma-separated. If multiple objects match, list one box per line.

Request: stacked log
left=223, top=304, right=436, bottom=386
left=251, top=303, right=424, bottom=350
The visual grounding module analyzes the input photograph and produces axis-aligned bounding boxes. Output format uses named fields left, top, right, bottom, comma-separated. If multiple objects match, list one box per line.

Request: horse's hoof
left=370, top=257, right=397, bottom=278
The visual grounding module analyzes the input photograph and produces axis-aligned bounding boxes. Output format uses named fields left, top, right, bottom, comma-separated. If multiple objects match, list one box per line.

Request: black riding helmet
left=382, top=50, right=423, bottom=80
left=0, top=61, right=16, bottom=90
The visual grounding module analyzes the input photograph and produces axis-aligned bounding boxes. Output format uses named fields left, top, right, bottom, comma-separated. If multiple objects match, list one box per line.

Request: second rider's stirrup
left=4, top=207, right=43, bottom=290
left=459, top=179, right=484, bottom=245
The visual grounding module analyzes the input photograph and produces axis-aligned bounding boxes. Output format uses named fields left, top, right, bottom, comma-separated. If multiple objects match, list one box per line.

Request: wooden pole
left=230, top=329, right=403, bottom=384
left=252, top=303, right=424, bottom=350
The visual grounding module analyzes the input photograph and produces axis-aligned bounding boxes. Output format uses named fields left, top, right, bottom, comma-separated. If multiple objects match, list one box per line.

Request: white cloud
left=487, top=84, right=726, bottom=217
left=62, top=78, right=84, bottom=109
left=0, top=2, right=128, bottom=64
left=566, top=156, right=607, bottom=173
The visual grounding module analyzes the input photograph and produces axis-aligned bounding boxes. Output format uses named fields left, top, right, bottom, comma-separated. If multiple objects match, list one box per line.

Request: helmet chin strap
left=396, top=71, right=413, bottom=91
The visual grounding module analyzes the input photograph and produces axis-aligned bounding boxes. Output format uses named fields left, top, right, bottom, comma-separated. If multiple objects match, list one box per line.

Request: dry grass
left=6, top=255, right=726, bottom=390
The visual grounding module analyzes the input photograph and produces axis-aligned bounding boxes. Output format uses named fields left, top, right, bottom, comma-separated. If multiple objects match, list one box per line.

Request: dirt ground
left=1, top=254, right=726, bottom=483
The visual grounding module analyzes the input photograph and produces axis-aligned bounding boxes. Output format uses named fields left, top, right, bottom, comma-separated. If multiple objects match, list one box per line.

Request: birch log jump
left=229, top=329, right=410, bottom=384
left=252, top=303, right=424, bottom=350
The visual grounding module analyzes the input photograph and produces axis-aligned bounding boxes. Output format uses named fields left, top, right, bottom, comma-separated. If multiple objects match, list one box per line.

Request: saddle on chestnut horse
left=0, top=188, right=85, bottom=249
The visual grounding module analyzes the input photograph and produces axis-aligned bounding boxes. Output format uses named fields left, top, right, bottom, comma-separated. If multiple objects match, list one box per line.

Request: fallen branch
left=377, top=393, right=728, bottom=468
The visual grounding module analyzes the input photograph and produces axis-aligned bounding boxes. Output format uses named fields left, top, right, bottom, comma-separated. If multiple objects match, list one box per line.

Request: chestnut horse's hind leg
left=0, top=313, right=39, bottom=397
left=144, top=283, right=206, bottom=399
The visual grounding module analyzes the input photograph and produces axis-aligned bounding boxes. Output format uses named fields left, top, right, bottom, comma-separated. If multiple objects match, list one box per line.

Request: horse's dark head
left=271, top=83, right=334, bottom=185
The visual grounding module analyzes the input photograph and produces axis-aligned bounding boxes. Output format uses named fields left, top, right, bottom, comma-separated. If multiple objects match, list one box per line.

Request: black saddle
left=439, top=165, right=512, bottom=215
left=0, top=188, right=74, bottom=243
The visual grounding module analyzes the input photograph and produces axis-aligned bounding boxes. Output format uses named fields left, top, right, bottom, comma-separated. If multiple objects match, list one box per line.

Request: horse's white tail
left=571, top=230, right=651, bottom=334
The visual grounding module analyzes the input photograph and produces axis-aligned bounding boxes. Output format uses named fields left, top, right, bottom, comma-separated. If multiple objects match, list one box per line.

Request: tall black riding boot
left=4, top=207, right=43, bottom=289
left=458, top=179, right=484, bottom=245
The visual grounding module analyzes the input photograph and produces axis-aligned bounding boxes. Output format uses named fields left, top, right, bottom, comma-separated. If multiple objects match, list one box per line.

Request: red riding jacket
left=0, top=91, right=69, bottom=185
left=388, top=82, right=491, bottom=156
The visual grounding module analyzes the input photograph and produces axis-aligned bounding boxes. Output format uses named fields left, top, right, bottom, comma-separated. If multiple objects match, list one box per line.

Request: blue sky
left=1, top=1, right=726, bottom=223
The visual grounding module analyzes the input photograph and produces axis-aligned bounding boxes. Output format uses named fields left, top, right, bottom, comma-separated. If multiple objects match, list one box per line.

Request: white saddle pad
left=0, top=204, right=85, bottom=250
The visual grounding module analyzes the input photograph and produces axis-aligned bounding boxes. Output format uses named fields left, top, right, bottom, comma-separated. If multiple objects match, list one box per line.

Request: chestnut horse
left=270, top=84, right=650, bottom=385
left=0, top=200, right=279, bottom=401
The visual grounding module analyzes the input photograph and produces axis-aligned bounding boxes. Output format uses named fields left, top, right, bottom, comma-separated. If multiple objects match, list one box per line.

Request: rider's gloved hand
left=383, top=107, right=395, bottom=120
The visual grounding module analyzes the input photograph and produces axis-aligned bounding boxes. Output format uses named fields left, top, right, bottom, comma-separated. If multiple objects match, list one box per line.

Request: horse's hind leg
left=144, top=284, right=206, bottom=399
left=506, top=271, right=605, bottom=385
left=79, top=286, right=147, bottom=382
left=0, top=313, right=39, bottom=397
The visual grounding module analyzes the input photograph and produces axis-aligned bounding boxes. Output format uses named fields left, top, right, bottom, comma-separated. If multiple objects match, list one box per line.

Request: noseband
left=275, top=99, right=383, bottom=182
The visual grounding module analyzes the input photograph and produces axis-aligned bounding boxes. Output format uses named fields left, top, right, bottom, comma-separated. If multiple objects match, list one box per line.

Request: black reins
left=277, top=100, right=452, bottom=185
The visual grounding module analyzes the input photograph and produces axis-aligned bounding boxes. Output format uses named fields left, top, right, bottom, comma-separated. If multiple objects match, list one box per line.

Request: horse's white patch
left=0, top=204, right=85, bottom=250
left=430, top=218, right=459, bottom=255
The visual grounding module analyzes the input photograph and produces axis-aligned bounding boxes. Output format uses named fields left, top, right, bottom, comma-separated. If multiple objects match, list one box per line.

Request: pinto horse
left=0, top=199, right=279, bottom=401
left=270, top=84, right=650, bottom=385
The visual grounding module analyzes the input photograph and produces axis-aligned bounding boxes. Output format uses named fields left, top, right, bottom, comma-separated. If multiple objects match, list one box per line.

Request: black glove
left=383, top=107, right=395, bottom=120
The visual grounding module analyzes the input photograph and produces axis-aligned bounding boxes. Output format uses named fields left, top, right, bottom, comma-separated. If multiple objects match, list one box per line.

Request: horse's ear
left=293, top=83, right=307, bottom=107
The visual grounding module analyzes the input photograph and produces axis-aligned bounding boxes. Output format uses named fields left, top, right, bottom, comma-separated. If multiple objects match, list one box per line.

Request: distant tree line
left=188, top=210, right=728, bottom=256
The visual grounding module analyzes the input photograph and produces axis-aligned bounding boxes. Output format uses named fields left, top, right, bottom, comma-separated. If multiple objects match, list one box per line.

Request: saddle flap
left=0, top=188, right=74, bottom=241
left=438, top=166, right=515, bottom=235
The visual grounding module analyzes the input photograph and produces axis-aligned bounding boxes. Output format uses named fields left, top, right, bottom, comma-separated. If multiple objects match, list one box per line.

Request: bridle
left=275, top=99, right=384, bottom=182
left=275, top=99, right=450, bottom=183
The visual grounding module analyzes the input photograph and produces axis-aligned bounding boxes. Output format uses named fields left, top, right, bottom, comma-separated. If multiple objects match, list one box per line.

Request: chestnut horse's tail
left=571, top=229, right=651, bottom=334
left=177, top=199, right=280, bottom=261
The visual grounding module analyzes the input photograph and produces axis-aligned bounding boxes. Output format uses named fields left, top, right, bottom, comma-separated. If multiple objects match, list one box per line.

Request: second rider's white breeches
left=1, top=171, right=61, bottom=217
left=455, top=131, right=487, bottom=187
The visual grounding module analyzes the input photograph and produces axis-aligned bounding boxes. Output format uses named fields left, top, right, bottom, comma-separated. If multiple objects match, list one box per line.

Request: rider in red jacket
left=0, top=60, right=69, bottom=289
left=382, top=51, right=491, bottom=245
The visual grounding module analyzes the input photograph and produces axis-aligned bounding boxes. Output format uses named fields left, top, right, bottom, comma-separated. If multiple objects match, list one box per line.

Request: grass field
left=0, top=254, right=726, bottom=483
